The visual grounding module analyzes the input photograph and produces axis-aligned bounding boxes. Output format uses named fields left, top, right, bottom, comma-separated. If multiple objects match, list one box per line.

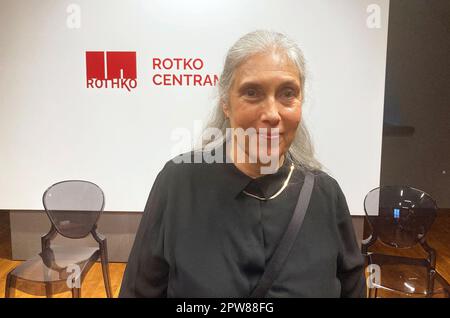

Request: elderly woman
left=119, top=30, right=366, bottom=298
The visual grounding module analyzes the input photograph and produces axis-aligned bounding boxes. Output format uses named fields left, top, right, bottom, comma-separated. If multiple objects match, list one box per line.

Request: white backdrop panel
left=0, top=0, right=389, bottom=214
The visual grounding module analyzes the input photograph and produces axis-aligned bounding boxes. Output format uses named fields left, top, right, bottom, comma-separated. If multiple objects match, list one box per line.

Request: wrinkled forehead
left=232, top=50, right=300, bottom=86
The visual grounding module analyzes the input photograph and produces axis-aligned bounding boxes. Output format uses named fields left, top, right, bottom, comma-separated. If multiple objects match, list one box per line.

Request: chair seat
left=10, top=246, right=100, bottom=283
left=368, top=253, right=449, bottom=297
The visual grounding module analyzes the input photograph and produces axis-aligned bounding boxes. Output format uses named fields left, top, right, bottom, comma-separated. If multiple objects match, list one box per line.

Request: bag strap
left=249, top=171, right=315, bottom=298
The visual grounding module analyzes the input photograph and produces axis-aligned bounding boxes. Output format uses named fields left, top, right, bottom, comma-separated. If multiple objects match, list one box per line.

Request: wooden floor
left=0, top=259, right=126, bottom=298
left=0, top=210, right=449, bottom=298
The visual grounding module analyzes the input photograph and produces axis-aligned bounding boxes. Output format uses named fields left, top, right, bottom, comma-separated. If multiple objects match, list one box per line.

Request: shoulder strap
left=249, top=171, right=315, bottom=298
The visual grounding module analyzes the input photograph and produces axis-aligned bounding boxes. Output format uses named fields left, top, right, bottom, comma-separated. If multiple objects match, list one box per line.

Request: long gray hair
left=200, top=30, right=322, bottom=171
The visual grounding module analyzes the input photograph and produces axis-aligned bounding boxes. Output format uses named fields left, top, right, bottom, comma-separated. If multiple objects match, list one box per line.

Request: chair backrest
left=42, top=180, right=105, bottom=239
left=364, top=185, right=437, bottom=248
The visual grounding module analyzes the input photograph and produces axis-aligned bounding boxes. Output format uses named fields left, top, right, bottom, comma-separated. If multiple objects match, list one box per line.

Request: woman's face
left=223, top=49, right=302, bottom=163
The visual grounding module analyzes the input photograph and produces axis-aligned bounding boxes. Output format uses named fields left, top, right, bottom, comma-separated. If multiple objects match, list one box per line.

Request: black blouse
left=119, top=148, right=366, bottom=298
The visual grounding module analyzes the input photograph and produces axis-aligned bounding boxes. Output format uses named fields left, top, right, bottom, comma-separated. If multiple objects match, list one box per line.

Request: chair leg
left=100, top=243, right=112, bottom=298
left=5, top=273, right=16, bottom=298
left=71, top=287, right=81, bottom=298
left=92, top=229, right=113, bottom=298
left=426, top=269, right=436, bottom=298
left=373, top=287, right=379, bottom=298
left=45, top=282, right=53, bottom=298
left=368, top=286, right=377, bottom=298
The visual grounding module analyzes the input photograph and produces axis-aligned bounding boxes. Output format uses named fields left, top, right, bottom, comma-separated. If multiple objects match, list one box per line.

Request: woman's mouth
left=257, top=131, right=283, bottom=140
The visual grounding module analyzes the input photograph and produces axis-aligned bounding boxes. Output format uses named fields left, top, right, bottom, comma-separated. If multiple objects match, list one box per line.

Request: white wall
left=0, top=0, right=390, bottom=214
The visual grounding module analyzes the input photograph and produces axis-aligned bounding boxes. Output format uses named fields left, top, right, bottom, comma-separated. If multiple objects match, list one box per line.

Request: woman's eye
left=281, top=88, right=296, bottom=99
left=245, top=88, right=258, bottom=97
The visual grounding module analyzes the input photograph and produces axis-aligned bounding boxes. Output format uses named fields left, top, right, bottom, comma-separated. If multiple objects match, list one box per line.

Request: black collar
left=244, top=155, right=293, bottom=198
left=207, top=141, right=295, bottom=199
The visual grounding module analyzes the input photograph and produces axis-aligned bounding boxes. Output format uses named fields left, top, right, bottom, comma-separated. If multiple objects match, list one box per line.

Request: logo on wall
left=86, top=51, right=137, bottom=91
left=151, top=58, right=219, bottom=87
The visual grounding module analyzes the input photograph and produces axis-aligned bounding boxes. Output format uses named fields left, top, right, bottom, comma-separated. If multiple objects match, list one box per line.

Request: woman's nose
left=260, top=96, right=281, bottom=126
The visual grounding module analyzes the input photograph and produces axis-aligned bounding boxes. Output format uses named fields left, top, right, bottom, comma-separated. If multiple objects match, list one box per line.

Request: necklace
left=242, top=163, right=295, bottom=201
